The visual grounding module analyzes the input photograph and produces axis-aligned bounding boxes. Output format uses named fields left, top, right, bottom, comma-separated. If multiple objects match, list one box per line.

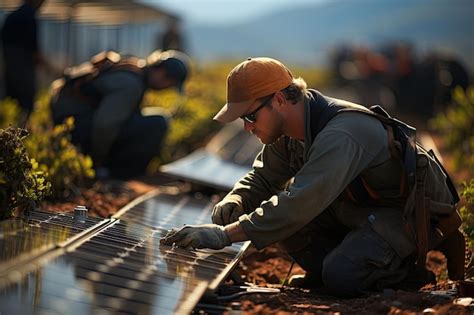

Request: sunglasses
left=240, top=94, right=274, bottom=124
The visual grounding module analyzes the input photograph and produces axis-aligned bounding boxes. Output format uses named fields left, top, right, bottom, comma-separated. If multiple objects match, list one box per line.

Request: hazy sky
left=143, top=0, right=326, bottom=25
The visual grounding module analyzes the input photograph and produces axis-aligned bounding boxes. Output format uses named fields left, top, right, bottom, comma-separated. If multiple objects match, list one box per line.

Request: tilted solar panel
left=161, top=122, right=262, bottom=191
left=0, top=190, right=249, bottom=314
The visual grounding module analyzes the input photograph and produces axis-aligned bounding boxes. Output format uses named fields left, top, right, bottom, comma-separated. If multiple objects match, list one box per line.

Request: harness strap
left=413, top=153, right=434, bottom=265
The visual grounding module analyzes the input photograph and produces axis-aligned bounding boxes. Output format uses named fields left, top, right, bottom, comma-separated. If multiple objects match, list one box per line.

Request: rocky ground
left=38, top=177, right=473, bottom=314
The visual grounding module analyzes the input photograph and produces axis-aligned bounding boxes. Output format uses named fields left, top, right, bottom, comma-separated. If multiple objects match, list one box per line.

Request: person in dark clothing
left=50, top=50, right=190, bottom=179
left=1, top=0, right=51, bottom=126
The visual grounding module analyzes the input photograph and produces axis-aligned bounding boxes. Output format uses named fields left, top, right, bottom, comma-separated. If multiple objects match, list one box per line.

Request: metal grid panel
left=0, top=191, right=249, bottom=314
left=0, top=210, right=105, bottom=268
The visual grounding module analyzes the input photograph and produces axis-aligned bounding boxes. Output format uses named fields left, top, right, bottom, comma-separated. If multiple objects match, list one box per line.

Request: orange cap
left=213, top=57, right=293, bottom=123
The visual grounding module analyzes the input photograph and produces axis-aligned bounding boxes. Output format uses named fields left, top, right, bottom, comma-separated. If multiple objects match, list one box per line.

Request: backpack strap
left=412, top=154, right=431, bottom=264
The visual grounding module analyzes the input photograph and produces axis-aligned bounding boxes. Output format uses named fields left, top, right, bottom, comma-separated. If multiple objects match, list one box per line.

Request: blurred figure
left=433, top=56, right=470, bottom=106
left=329, top=44, right=393, bottom=108
left=330, top=42, right=470, bottom=118
left=411, top=54, right=437, bottom=118
left=50, top=50, right=190, bottom=180
left=390, top=43, right=417, bottom=114
left=160, top=19, right=185, bottom=52
left=0, top=0, right=53, bottom=126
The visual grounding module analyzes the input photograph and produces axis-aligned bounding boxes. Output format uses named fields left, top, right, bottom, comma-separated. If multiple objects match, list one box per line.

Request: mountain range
left=182, top=0, right=473, bottom=70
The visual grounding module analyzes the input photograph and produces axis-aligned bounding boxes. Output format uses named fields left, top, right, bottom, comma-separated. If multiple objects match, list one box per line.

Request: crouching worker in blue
left=160, top=57, right=466, bottom=297
left=50, top=50, right=190, bottom=179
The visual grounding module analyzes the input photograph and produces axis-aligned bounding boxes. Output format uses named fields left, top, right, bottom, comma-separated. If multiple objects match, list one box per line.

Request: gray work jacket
left=232, top=90, right=415, bottom=258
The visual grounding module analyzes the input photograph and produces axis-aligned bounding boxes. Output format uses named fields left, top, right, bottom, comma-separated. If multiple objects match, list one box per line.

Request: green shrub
left=25, top=94, right=95, bottom=198
left=460, top=179, right=474, bottom=243
left=25, top=117, right=95, bottom=198
left=0, top=126, right=51, bottom=219
left=429, top=86, right=474, bottom=255
left=430, top=86, right=474, bottom=173
left=1, top=91, right=95, bottom=200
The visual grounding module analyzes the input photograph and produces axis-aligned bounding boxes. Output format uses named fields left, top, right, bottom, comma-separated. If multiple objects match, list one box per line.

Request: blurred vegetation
left=430, top=86, right=474, bottom=246
left=0, top=126, right=51, bottom=219
left=0, top=97, right=20, bottom=127
left=430, top=86, right=474, bottom=173
left=0, top=95, right=94, bottom=205
left=24, top=94, right=95, bottom=198
left=459, top=180, right=474, bottom=245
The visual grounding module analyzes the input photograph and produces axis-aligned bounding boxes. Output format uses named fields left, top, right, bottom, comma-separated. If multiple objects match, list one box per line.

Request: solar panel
left=0, top=210, right=106, bottom=271
left=0, top=190, right=249, bottom=314
left=161, top=122, right=262, bottom=190
left=160, top=149, right=251, bottom=190
left=206, top=122, right=263, bottom=166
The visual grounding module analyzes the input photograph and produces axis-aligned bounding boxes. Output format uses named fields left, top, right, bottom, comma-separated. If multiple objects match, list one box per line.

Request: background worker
left=1, top=0, right=56, bottom=126
left=161, top=57, right=464, bottom=297
left=50, top=50, right=190, bottom=179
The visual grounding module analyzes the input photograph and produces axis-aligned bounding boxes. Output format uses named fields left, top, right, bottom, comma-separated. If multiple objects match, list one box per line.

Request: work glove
left=160, top=224, right=232, bottom=250
left=212, top=196, right=245, bottom=226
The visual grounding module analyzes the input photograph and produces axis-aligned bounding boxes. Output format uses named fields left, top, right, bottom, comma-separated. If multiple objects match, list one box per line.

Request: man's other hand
left=160, top=224, right=232, bottom=250
left=212, top=199, right=244, bottom=226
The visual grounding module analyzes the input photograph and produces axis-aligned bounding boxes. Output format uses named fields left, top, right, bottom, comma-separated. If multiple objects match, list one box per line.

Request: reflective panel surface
left=160, top=149, right=251, bottom=190
left=0, top=192, right=249, bottom=314
left=0, top=210, right=104, bottom=265
left=161, top=122, right=262, bottom=190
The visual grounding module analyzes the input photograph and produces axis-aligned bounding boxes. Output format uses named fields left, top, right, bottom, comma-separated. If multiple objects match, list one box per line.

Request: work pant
left=106, top=112, right=168, bottom=179
left=279, top=207, right=415, bottom=297
left=53, top=108, right=168, bottom=179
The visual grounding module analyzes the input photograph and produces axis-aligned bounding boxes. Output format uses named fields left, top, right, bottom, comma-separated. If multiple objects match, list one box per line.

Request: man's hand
left=160, top=224, right=232, bottom=250
left=212, top=199, right=245, bottom=226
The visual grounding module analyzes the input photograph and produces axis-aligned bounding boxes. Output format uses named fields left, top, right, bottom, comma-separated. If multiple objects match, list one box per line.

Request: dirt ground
left=232, top=245, right=472, bottom=315
left=38, top=179, right=474, bottom=315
